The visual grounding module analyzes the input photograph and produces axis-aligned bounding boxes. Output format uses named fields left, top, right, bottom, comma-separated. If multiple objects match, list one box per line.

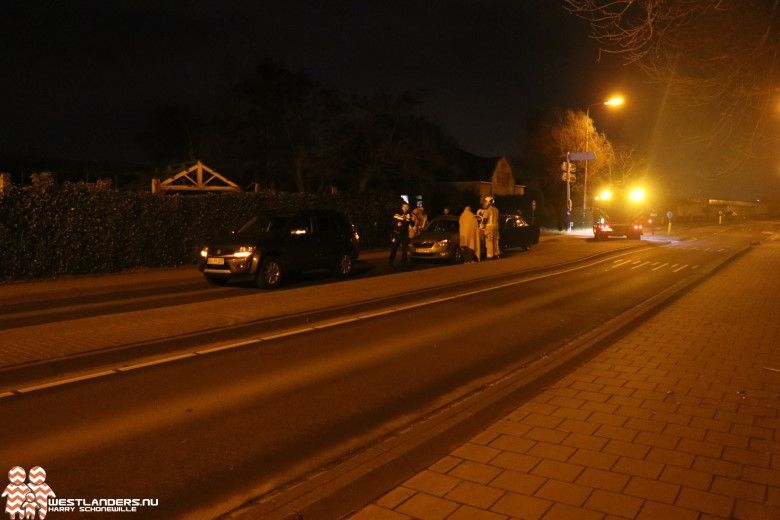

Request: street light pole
left=582, top=96, right=624, bottom=214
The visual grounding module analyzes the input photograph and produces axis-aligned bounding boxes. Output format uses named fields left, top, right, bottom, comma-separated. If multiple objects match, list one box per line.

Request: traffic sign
left=560, top=173, right=577, bottom=182
left=568, top=151, right=596, bottom=161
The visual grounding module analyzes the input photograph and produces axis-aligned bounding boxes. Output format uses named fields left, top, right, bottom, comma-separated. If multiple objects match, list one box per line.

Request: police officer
left=389, top=201, right=415, bottom=267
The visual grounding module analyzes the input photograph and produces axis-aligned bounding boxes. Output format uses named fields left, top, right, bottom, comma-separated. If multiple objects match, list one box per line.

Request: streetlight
left=583, top=95, right=624, bottom=212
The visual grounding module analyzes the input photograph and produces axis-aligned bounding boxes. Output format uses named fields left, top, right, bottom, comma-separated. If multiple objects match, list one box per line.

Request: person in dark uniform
left=389, top=202, right=415, bottom=267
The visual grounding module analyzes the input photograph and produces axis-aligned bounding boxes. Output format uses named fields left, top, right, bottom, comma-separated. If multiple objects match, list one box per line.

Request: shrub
left=0, top=183, right=398, bottom=279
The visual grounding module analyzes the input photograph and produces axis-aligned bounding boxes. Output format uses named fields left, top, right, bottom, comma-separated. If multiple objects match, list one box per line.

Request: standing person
left=480, top=196, right=501, bottom=259
left=389, top=202, right=415, bottom=267
left=459, top=206, right=481, bottom=263
left=412, top=206, right=428, bottom=233
left=442, top=207, right=451, bottom=216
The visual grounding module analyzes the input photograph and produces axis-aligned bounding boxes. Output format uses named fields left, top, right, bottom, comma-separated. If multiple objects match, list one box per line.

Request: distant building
left=445, top=156, right=525, bottom=198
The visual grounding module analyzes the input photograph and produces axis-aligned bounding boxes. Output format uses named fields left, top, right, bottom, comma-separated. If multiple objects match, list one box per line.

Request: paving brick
left=581, top=401, right=619, bottom=414
left=576, top=467, right=630, bottom=492
left=676, top=403, right=717, bottom=419
left=535, top=479, right=593, bottom=507
left=730, top=422, right=775, bottom=440
left=552, top=406, right=591, bottom=422
left=489, top=470, right=546, bottom=495
left=563, top=432, right=609, bottom=451
left=676, top=438, right=723, bottom=458
left=634, top=431, right=680, bottom=450
left=489, top=434, right=536, bottom=454
left=704, top=430, right=750, bottom=449
left=722, top=446, right=772, bottom=468
left=710, top=476, right=766, bottom=502
left=609, top=396, right=646, bottom=408
left=404, top=470, right=461, bottom=497
left=584, top=489, right=643, bottom=518
left=530, top=459, right=584, bottom=482
left=447, top=504, right=507, bottom=520
left=659, top=465, right=713, bottom=491
left=396, top=492, right=460, bottom=520
left=576, top=390, right=612, bottom=403
left=490, top=492, right=552, bottom=519
left=588, top=412, right=628, bottom=427
left=543, top=503, right=604, bottom=520
left=472, top=430, right=502, bottom=446
left=350, top=504, right=411, bottom=520
left=624, top=416, right=667, bottom=434
left=519, top=402, right=558, bottom=415
left=743, top=465, right=780, bottom=487
left=603, top=439, right=650, bottom=459
left=524, top=427, right=567, bottom=444
left=676, top=487, right=734, bottom=517
left=558, top=419, right=599, bottom=435
left=690, top=416, right=732, bottom=433
left=570, top=380, right=605, bottom=393
left=664, top=423, right=707, bottom=441
left=593, top=424, right=639, bottom=443
left=635, top=500, right=699, bottom=520
left=547, top=396, right=586, bottom=409
left=526, top=441, right=575, bottom=462
left=732, top=499, right=780, bottom=520
left=522, top=413, right=564, bottom=429
left=445, top=481, right=504, bottom=509
left=645, top=447, right=695, bottom=468
left=452, top=443, right=501, bottom=463
left=569, top=449, right=619, bottom=471
left=612, top=457, right=665, bottom=479
left=489, top=452, right=541, bottom=473
left=376, top=487, right=416, bottom=509
left=692, top=456, right=743, bottom=477
left=489, top=420, right=533, bottom=437
left=624, top=476, right=680, bottom=504
left=430, top=456, right=462, bottom=474
left=449, top=461, right=503, bottom=485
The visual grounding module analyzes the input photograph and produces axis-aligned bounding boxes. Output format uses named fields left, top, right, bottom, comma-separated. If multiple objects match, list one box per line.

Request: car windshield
left=236, top=215, right=291, bottom=235
left=427, top=219, right=458, bottom=233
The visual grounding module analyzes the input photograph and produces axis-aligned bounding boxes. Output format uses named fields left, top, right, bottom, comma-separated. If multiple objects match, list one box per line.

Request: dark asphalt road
left=0, top=225, right=769, bottom=519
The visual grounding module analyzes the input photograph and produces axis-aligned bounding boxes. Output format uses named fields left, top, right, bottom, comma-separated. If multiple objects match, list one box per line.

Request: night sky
left=0, top=1, right=773, bottom=198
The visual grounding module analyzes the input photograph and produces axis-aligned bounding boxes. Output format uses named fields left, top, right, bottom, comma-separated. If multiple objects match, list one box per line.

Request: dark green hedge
left=0, top=183, right=398, bottom=279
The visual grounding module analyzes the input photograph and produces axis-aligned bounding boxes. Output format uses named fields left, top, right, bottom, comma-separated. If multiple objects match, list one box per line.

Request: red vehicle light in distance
left=632, top=224, right=643, bottom=230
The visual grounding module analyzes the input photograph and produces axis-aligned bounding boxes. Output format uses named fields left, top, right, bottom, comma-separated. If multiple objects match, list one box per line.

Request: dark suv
left=199, top=210, right=360, bottom=288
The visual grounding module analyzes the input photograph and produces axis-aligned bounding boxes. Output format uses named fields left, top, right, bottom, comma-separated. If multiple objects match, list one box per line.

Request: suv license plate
left=207, top=257, right=224, bottom=265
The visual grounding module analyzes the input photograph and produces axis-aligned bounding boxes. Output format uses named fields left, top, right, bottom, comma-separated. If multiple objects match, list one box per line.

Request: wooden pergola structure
left=153, top=160, right=240, bottom=193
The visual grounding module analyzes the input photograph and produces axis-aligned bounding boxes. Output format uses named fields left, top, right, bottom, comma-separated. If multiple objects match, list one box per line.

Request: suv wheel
left=451, top=246, right=464, bottom=264
left=257, top=257, right=283, bottom=289
left=334, top=252, right=353, bottom=278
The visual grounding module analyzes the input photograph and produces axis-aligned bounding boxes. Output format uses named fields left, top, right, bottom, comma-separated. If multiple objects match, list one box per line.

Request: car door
left=285, top=213, right=317, bottom=272
left=313, top=212, right=340, bottom=268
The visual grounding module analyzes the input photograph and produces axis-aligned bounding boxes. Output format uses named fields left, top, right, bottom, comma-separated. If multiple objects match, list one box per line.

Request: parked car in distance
left=500, top=213, right=540, bottom=251
left=199, top=210, right=360, bottom=288
left=409, top=213, right=540, bottom=263
left=409, top=215, right=463, bottom=263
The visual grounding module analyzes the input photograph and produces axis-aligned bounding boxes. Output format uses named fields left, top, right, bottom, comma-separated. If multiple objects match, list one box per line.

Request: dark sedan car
left=409, top=213, right=539, bottom=262
left=199, top=210, right=360, bottom=288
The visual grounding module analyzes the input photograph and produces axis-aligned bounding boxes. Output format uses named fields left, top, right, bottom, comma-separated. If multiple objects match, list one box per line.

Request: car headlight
left=200, top=247, right=208, bottom=258
left=233, top=246, right=256, bottom=258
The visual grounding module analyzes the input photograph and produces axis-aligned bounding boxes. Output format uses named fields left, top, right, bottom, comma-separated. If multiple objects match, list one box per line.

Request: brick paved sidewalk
left=353, top=240, right=779, bottom=518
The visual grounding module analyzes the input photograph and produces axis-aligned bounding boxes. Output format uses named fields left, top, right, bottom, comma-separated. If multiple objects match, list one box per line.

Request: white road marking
left=17, top=370, right=117, bottom=393
left=692, top=265, right=700, bottom=270
left=651, top=262, right=660, bottom=266
left=717, top=248, right=725, bottom=252
left=631, top=260, right=642, bottom=265
left=632, top=261, right=652, bottom=270
left=1, top=247, right=652, bottom=398
left=673, top=264, right=689, bottom=273
left=195, top=339, right=262, bottom=355
left=652, top=262, right=669, bottom=271
left=671, top=264, right=679, bottom=268
left=117, top=352, right=197, bottom=372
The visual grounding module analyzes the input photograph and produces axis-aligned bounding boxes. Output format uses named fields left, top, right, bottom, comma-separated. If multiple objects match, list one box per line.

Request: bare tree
left=564, top=0, right=779, bottom=178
